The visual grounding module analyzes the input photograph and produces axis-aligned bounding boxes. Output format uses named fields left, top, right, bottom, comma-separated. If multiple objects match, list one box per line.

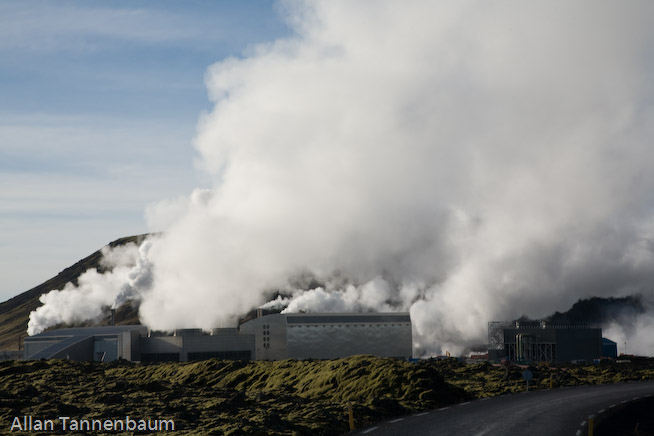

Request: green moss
left=2, top=356, right=654, bottom=435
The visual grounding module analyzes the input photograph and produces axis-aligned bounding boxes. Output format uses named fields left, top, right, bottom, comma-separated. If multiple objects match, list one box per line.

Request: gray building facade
left=239, top=312, right=413, bottom=360
left=140, top=328, right=255, bottom=362
left=24, top=312, right=413, bottom=362
left=24, top=326, right=147, bottom=362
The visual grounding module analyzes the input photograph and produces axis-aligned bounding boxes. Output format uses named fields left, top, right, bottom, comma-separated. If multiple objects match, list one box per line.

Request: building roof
left=27, top=325, right=146, bottom=338
left=285, top=313, right=411, bottom=324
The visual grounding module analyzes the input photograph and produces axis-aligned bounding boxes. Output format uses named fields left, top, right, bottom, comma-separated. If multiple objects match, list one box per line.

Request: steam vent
left=23, top=312, right=412, bottom=362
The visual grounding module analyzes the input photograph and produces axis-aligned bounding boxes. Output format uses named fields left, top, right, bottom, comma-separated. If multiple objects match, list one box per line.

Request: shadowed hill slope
left=546, top=295, right=645, bottom=325
left=0, top=235, right=147, bottom=351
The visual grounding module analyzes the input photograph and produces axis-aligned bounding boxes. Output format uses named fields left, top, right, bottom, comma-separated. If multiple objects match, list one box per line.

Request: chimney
left=256, top=308, right=263, bottom=319
left=110, top=308, right=116, bottom=326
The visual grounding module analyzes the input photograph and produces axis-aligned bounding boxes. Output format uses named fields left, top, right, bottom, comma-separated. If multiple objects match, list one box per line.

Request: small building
left=488, top=321, right=602, bottom=363
left=239, top=312, right=413, bottom=360
left=24, top=325, right=147, bottom=362
left=602, top=338, right=618, bottom=359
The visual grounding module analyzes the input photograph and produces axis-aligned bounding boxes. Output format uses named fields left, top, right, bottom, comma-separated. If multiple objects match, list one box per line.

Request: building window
left=141, top=353, right=180, bottom=363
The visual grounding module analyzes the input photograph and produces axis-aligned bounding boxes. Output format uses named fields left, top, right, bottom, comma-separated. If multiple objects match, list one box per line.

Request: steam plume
left=27, top=242, right=152, bottom=335
left=29, top=1, right=654, bottom=355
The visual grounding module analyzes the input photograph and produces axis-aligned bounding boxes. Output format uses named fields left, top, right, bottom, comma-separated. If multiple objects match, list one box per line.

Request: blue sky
left=0, top=0, right=291, bottom=301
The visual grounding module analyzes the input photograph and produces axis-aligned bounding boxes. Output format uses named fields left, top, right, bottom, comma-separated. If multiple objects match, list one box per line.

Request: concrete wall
left=140, top=336, right=183, bottom=361
left=140, top=332, right=255, bottom=362
left=240, top=313, right=413, bottom=360
left=239, top=314, right=288, bottom=361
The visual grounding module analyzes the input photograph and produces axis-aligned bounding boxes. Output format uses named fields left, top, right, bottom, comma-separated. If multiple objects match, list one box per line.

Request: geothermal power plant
left=23, top=312, right=413, bottom=362
left=21, top=309, right=619, bottom=364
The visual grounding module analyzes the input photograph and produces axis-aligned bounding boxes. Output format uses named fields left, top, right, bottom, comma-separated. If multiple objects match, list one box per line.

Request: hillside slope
left=0, top=235, right=147, bottom=351
left=546, top=295, right=645, bottom=325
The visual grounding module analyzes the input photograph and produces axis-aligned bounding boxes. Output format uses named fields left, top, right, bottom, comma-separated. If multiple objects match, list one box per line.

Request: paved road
left=350, top=381, right=654, bottom=436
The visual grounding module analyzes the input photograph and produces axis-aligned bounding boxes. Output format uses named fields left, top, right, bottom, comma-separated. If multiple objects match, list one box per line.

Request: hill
left=545, top=295, right=645, bottom=325
left=0, top=235, right=147, bottom=351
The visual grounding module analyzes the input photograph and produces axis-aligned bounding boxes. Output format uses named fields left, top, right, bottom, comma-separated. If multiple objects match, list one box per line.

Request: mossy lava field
left=2, top=356, right=654, bottom=435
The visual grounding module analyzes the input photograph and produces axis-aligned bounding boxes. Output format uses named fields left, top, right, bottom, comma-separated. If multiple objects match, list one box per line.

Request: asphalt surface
left=349, top=381, right=654, bottom=436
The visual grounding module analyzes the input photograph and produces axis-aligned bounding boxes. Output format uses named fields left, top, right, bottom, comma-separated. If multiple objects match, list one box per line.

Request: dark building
left=488, top=321, right=602, bottom=363
left=602, top=338, right=618, bottom=358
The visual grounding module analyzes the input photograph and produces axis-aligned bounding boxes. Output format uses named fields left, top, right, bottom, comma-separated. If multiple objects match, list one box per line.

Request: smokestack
left=257, top=309, right=263, bottom=319
left=110, top=308, right=116, bottom=327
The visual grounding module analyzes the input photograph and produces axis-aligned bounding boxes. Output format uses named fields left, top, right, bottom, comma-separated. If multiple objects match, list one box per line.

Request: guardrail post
left=588, top=414, right=594, bottom=436
left=347, top=401, right=355, bottom=431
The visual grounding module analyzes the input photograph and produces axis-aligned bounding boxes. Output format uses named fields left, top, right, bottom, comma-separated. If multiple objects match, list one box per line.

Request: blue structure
left=602, top=338, right=618, bottom=358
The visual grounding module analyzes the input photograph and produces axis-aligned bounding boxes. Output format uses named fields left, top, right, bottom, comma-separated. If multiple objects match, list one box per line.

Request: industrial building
left=239, top=312, right=413, bottom=360
left=488, top=320, right=603, bottom=363
left=24, top=312, right=412, bottom=362
left=24, top=326, right=147, bottom=362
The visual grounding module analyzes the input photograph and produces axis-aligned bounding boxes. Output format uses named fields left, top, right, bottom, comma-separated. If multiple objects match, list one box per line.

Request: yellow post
left=588, top=416, right=594, bottom=436
left=347, top=401, right=355, bottom=431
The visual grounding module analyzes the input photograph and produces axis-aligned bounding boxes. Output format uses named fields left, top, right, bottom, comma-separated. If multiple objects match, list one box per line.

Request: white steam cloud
left=27, top=241, right=153, bottom=335
left=29, top=1, right=654, bottom=355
